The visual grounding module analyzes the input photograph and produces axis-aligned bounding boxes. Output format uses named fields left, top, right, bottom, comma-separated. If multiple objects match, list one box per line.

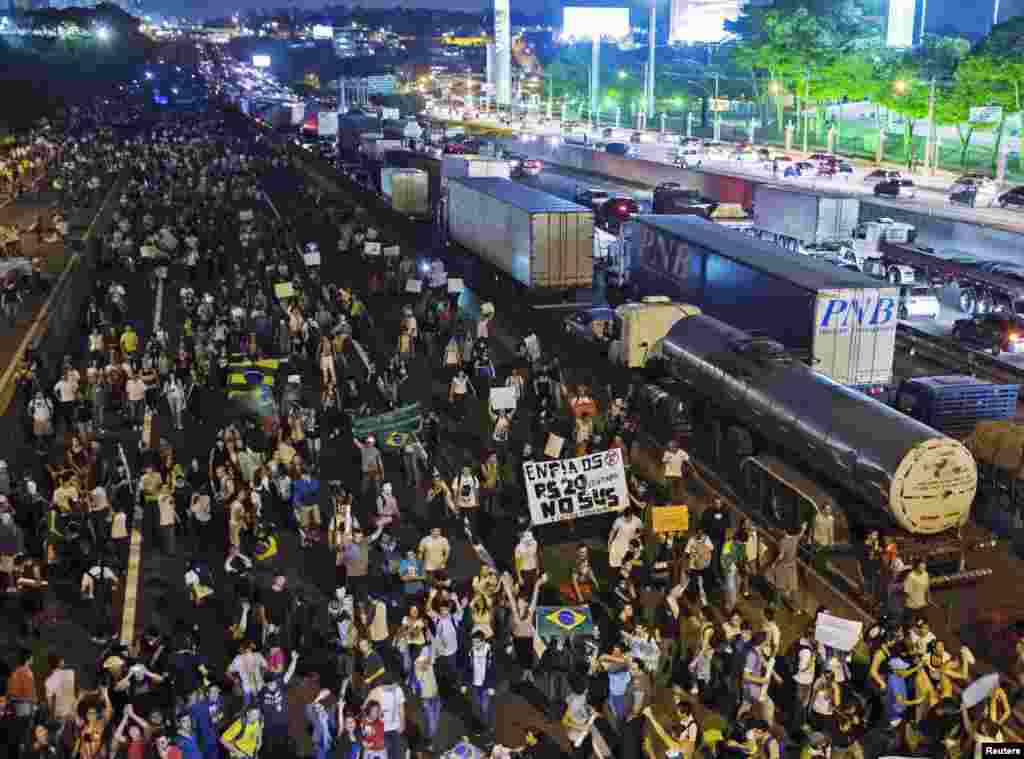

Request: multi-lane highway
left=462, top=111, right=1024, bottom=235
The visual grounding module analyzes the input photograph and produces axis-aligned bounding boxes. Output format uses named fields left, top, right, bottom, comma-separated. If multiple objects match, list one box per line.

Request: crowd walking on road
left=0, top=93, right=1021, bottom=759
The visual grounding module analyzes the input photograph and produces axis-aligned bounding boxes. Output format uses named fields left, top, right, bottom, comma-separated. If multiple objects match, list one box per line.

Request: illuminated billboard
left=312, top=25, right=333, bottom=40
left=886, top=0, right=916, bottom=48
left=252, top=55, right=271, bottom=68
left=562, top=7, right=630, bottom=39
left=669, top=0, right=741, bottom=43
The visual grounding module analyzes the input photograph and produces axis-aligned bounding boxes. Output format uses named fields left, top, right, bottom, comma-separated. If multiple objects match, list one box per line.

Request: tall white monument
left=494, top=0, right=512, bottom=107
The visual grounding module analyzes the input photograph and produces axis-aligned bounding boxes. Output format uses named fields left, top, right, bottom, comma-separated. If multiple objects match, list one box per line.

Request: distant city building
left=365, top=74, right=396, bottom=95
left=339, top=74, right=396, bottom=109
left=669, top=0, right=687, bottom=42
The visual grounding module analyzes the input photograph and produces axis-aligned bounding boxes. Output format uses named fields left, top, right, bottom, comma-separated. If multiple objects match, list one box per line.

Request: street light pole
left=713, top=72, right=721, bottom=141
left=926, top=76, right=936, bottom=174
left=802, top=69, right=810, bottom=154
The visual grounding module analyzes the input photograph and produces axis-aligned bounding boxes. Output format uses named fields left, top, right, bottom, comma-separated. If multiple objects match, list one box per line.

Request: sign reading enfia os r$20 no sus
left=523, top=450, right=628, bottom=526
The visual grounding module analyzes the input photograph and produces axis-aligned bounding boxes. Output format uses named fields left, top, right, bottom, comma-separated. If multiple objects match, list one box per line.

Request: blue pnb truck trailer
left=615, top=214, right=898, bottom=394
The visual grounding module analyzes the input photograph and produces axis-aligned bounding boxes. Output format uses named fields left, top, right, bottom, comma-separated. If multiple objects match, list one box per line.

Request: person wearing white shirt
left=418, top=528, right=450, bottom=575
left=684, top=530, right=714, bottom=607
left=229, top=641, right=269, bottom=704
left=792, top=630, right=817, bottom=727
left=427, top=597, right=464, bottom=697
left=662, top=439, right=690, bottom=503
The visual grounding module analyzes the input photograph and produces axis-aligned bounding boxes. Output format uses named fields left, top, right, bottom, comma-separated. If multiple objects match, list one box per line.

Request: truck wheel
left=898, top=305, right=908, bottom=320
left=887, top=267, right=901, bottom=284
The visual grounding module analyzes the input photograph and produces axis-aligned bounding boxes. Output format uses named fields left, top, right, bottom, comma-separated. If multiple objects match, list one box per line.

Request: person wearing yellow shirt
left=120, top=326, right=138, bottom=356
left=643, top=704, right=699, bottom=759
left=221, top=706, right=263, bottom=759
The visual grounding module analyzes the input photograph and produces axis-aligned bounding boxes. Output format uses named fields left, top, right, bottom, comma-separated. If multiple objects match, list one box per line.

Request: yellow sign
left=652, top=505, right=689, bottom=534
left=274, top=282, right=295, bottom=299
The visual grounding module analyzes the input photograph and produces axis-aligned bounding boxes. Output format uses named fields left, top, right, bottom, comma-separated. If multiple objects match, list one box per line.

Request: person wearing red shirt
left=360, top=701, right=386, bottom=759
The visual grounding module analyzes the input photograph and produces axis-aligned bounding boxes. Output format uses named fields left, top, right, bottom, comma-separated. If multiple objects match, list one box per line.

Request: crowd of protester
left=0, top=94, right=1021, bottom=759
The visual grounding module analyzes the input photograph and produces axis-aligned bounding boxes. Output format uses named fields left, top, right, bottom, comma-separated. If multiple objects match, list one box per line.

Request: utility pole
left=802, top=69, right=810, bottom=154
left=647, top=1, right=656, bottom=120
left=926, top=76, right=936, bottom=174
left=713, top=73, right=721, bottom=141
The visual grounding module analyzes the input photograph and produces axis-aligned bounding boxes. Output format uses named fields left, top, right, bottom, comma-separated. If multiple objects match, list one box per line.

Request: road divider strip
left=120, top=272, right=165, bottom=647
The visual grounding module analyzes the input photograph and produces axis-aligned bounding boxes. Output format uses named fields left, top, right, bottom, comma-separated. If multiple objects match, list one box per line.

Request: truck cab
left=562, top=297, right=702, bottom=368
left=892, top=375, right=1020, bottom=439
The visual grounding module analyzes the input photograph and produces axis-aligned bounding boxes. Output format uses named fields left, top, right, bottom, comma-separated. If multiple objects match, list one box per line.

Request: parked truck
left=361, top=135, right=403, bottom=162
left=613, top=214, right=898, bottom=393
left=446, top=177, right=594, bottom=290
left=752, top=186, right=860, bottom=251
left=381, top=168, right=430, bottom=220
left=562, top=296, right=703, bottom=368
left=318, top=111, right=338, bottom=138
left=441, top=155, right=510, bottom=184
left=892, top=375, right=1020, bottom=438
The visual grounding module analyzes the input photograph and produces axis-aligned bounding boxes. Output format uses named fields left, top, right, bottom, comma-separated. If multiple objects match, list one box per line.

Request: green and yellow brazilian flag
left=225, top=356, right=282, bottom=417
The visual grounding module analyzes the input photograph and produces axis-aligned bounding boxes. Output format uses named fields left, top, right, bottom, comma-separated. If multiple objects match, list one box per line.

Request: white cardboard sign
left=524, top=448, right=629, bottom=526
left=364, top=242, right=382, bottom=256
left=239, top=210, right=254, bottom=221
left=383, top=245, right=400, bottom=257
left=447, top=277, right=465, bottom=294
left=405, top=279, right=423, bottom=294
left=490, top=386, right=517, bottom=412
left=814, top=612, right=863, bottom=652
left=303, top=252, right=321, bottom=266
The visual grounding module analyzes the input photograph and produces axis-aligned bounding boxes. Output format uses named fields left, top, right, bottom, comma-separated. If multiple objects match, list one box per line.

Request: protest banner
left=815, top=612, right=863, bottom=652
left=652, top=505, right=689, bottom=533
left=489, top=386, right=517, bottom=412
left=524, top=449, right=628, bottom=526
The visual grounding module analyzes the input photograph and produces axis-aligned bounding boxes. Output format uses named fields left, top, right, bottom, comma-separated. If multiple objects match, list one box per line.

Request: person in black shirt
left=22, top=723, right=58, bottom=759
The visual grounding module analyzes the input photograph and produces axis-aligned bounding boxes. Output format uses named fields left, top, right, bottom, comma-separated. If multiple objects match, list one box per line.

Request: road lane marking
left=119, top=273, right=165, bottom=647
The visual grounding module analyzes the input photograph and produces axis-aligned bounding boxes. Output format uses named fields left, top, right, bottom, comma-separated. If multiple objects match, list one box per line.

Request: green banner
left=351, top=403, right=421, bottom=442
left=535, top=606, right=595, bottom=640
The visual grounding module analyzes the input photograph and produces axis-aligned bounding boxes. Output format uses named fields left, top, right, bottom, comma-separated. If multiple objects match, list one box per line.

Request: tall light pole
left=926, top=76, right=936, bottom=174
left=713, top=72, right=721, bottom=141
left=647, top=1, right=656, bottom=120
left=590, top=34, right=601, bottom=126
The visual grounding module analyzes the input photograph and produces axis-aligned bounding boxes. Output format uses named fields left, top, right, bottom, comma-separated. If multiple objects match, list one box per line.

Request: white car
left=702, top=143, right=731, bottom=161
left=899, top=285, right=940, bottom=319
left=674, top=147, right=704, bottom=167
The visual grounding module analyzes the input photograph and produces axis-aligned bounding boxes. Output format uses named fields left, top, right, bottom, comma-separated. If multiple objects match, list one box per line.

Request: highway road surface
left=458, top=111, right=1024, bottom=235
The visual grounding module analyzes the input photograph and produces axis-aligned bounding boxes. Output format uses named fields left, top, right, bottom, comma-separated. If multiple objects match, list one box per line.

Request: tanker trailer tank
left=651, top=313, right=977, bottom=570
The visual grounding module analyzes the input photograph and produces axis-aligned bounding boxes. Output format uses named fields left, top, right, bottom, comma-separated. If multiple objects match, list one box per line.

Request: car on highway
left=809, top=152, right=839, bottom=164
left=997, top=185, right=1024, bottom=210
left=630, top=131, right=656, bottom=144
left=702, top=142, right=731, bottom=160
left=784, top=161, right=817, bottom=178
left=874, top=177, right=917, bottom=199
left=575, top=187, right=611, bottom=209
left=517, top=158, right=543, bottom=177
left=951, top=312, right=1024, bottom=354
left=674, top=147, right=704, bottom=167
left=597, top=196, right=640, bottom=232
left=898, top=285, right=941, bottom=320
left=864, top=169, right=902, bottom=185
left=606, top=142, right=639, bottom=158
left=949, top=174, right=999, bottom=207
left=659, top=133, right=683, bottom=145
left=731, top=148, right=759, bottom=162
